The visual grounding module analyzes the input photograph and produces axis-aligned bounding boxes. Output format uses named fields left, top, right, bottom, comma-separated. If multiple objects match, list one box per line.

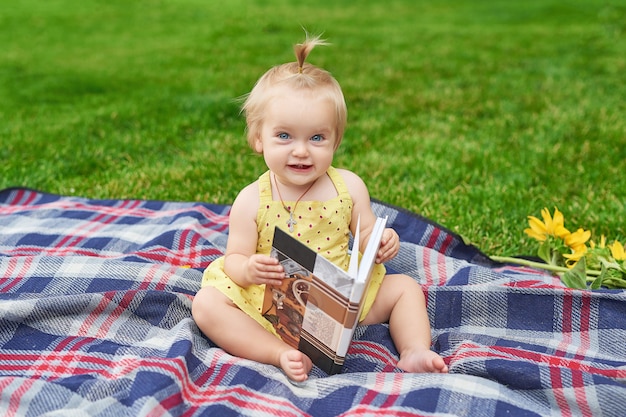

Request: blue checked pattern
left=1, top=187, right=625, bottom=416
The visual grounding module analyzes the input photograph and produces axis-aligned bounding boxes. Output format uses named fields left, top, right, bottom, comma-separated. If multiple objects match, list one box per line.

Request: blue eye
left=310, top=134, right=323, bottom=142
left=278, top=132, right=290, bottom=140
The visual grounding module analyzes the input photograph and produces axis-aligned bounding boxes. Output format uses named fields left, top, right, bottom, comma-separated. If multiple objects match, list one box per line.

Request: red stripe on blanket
left=0, top=191, right=230, bottom=227
left=452, top=342, right=626, bottom=380
left=557, top=292, right=574, bottom=358
left=361, top=373, right=404, bottom=408
left=426, top=227, right=440, bottom=250
left=133, top=247, right=222, bottom=268
left=575, top=292, right=592, bottom=360
left=339, top=404, right=428, bottom=417
left=75, top=290, right=137, bottom=340
left=3, top=246, right=222, bottom=268
left=349, top=341, right=398, bottom=370
left=554, top=290, right=594, bottom=362
left=0, top=257, right=34, bottom=293
left=1, top=377, right=36, bottom=417
left=549, top=367, right=571, bottom=416
left=55, top=202, right=129, bottom=250
left=436, top=251, right=449, bottom=286
left=572, top=369, right=593, bottom=417
left=142, top=354, right=309, bottom=416
left=177, top=385, right=309, bottom=417
left=420, top=248, right=449, bottom=287
left=449, top=340, right=623, bottom=416
left=4, top=247, right=106, bottom=258
left=440, top=233, right=453, bottom=255
left=422, top=248, right=434, bottom=286
left=4, top=188, right=38, bottom=206
left=506, top=347, right=624, bottom=378
left=193, top=350, right=234, bottom=387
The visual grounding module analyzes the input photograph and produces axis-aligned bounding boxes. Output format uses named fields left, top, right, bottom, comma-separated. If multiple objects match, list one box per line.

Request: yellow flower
left=564, top=227, right=591, bottom=253
left=563, top=246, right=587, bottom=267
left=524, top=207, right=570, bottom=242
left=610, top=240, right=626, bottom=261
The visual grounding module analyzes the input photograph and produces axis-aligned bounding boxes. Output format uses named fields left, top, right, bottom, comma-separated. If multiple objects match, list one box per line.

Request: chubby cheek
left=262, top=151, right=286, bottom=173
left=316, top=149, right=335, bottom=168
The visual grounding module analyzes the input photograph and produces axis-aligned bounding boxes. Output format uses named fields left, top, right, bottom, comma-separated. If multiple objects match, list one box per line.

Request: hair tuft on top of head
left=294, top=33, right=328, bottom=73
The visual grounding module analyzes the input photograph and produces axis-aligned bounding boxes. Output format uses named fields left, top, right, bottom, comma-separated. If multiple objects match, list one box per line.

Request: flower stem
left=490, top=256, right=602, bottom=277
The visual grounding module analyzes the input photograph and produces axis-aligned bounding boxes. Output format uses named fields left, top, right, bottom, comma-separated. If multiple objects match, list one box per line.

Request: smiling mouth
left=289, top=164, right=311, bottom=170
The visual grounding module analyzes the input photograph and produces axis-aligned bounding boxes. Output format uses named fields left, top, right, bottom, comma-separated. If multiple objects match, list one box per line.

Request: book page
left=357, top=216, right=387, bottom=283
left=348, top=215, right=360, bottom=278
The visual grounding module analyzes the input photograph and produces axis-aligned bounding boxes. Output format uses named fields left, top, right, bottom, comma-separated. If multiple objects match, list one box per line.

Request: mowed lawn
left=1, top=0, right=625, bottom=255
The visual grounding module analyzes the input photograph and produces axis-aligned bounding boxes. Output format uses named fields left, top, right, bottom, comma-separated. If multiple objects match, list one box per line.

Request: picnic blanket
left=1, top=187, right=624, bottom=416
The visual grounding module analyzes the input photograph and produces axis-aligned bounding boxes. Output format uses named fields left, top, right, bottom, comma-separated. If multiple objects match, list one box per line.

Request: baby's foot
left=397, top=348, right=448, bottom=373
left=279, top=349, right=312, bottom=382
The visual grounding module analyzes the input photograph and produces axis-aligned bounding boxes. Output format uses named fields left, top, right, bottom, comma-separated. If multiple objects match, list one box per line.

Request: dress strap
left=326, top=166, right=351, bottom=199
left=257, top=171, right=273, bottom=203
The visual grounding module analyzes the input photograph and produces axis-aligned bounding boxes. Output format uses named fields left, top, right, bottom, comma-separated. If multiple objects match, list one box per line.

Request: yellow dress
left=201, top=166, right=386, bottom=338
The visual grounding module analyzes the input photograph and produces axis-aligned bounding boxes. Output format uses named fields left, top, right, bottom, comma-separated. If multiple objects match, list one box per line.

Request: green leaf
left=551, top=250, right=565, bottom=267
left=601, top=267, right=626, bottom=289
left=537, top=240, right=552, bottom=264
left=590, top=265, right=605, bottom=290
left=601, top=277, right=626, bottom=289
left=560, top=257, right=587, bottom=289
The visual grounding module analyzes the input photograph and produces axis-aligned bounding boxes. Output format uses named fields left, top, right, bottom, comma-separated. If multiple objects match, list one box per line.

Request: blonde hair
left=242, top=34, right=347, bottom=152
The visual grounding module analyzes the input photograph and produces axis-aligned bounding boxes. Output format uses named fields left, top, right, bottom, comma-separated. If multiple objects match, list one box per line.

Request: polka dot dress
left=201, top=166, right=386, bottom=338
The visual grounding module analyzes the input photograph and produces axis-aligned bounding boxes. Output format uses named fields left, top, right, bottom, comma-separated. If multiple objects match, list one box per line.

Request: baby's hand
left=246, top=254, right=285, bottom=286
left=376, top=228, right=400, bottom=264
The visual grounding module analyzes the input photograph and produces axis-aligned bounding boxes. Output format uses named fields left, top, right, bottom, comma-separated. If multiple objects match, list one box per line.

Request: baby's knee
left=192, top=286, right=231, bottom=320
left=385, top=273, right=422, bottom=290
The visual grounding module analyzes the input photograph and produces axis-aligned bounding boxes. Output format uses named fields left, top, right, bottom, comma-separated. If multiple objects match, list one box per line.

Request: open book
left=262, top=216, right=388, bottom=375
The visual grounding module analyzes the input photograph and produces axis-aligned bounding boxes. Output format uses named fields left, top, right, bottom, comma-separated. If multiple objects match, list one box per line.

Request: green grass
left=1, top=0, right=625, bottom=256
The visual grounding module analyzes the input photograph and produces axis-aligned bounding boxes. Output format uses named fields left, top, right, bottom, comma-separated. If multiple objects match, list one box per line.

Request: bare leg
left=192, top=286, right=312, bottom=381
left=361, top=274, right=448, bottom=373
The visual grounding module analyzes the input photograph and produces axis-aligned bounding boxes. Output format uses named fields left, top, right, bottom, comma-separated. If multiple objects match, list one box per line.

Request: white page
left=347, top=215, right=360, bottom=278
left=357, top=216, right=387, bottom=283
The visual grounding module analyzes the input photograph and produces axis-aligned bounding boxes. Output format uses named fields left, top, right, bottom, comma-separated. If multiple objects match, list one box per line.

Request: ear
left=253, top=135, right=264, bottom=154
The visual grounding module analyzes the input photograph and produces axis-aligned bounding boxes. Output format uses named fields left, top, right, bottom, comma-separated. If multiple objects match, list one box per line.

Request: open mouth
left=289, top=164, right=312, bottom=170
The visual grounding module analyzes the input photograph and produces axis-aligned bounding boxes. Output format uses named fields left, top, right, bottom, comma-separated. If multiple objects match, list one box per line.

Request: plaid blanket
left=1, top=187, right=624, bottom=416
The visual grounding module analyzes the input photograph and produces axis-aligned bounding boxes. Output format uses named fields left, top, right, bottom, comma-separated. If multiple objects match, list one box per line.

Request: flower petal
left=527, top=215, right=547, bottom=233
left=610, top=240, right=626, bottom=261
left=525, top=215, right=547, bottom=241
left=524, top=227, right=547, bottom=241
left=552, top=207, right=565, bottom=229
left=565, top=228, right=591, bottom=249
left=554, top=225, right=571, bottom=239
left=540, top=208, right=553, bottom=231
left=563, top=247, right=586, bottom=268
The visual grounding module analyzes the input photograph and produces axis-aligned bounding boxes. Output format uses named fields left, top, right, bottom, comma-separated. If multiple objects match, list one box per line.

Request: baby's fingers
left=248, top=255, right=284, bottom=284
left=376, top=230, right=399, bottom=263
left=376, top=246, right=393, bottom=264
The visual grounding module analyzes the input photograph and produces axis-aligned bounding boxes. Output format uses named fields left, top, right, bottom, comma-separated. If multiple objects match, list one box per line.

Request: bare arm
left=338, top=169, right=400, bottom=264
left=223, top=182, right=284, bottom=287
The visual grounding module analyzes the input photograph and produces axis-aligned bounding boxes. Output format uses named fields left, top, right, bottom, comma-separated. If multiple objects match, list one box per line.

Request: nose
left=292, top=140, right=309, bottom=157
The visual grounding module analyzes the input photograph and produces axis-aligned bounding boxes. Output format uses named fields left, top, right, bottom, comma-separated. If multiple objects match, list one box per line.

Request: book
left=262, top=215, right=388, bottom=375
